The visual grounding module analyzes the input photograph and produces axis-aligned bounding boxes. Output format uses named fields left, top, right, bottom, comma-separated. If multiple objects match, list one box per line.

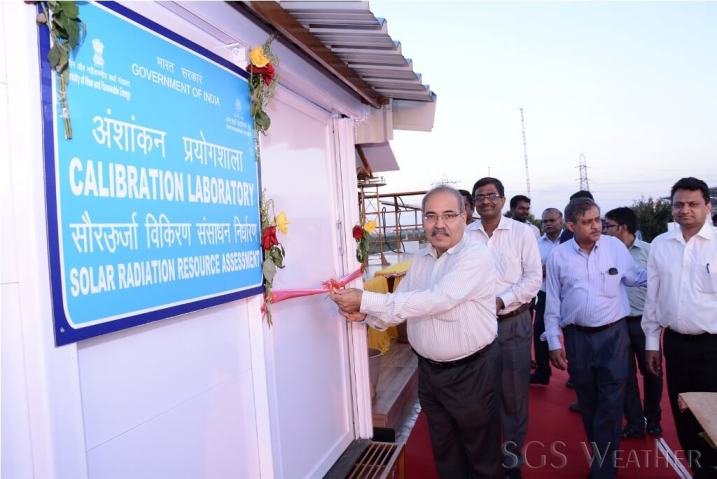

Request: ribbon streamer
left=262, top=267, right=364, bottom=316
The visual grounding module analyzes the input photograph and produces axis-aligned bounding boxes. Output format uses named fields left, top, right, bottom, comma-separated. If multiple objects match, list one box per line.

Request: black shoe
left=569, top=401, right=581, bottom=413
left=647, top=423, right=663, bottom=437
left=530, top=373, right=550, bottom=385
left=505, top=468, right=522, bottom=479
left=566, top=379, right=575, bottom=388
left=622, top=426, right=646, bottom=439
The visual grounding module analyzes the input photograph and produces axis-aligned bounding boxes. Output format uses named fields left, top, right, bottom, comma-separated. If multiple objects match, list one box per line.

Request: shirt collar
left=669, top=220, right=716, bottom=244
left=467, top=215, right=512, bottom=235
left=570, top=235, right=603, bottom=253
left=540, top=230, right=562, bottom=244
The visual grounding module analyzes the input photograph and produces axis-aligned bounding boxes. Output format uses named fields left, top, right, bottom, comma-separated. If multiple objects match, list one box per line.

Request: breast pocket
left=695, top=262, right=717, bottom=294
left=601, top=271, right=621, bottom=297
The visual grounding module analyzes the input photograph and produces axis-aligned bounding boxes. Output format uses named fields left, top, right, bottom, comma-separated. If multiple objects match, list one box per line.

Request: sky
left=369, top=1, right=717, bottom=216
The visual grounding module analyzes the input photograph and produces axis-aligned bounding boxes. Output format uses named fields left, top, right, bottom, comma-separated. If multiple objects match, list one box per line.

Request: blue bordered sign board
left=40, top=2, right=263, bottom=345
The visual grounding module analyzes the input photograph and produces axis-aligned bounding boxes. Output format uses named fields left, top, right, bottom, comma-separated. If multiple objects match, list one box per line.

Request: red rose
left=247, top=64, right=275, bottom=86
left=352, top=225, right=364, bottom=240
left=262, top=226, right=279, bottom=250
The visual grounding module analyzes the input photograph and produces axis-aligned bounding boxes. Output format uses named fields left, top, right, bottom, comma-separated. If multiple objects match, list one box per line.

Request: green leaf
left=66, top=19, right=79, bottom=49
left=262, top=259, right=277, bottom=285
left=48, top=44, right=61, bottom=68
left=52, top=17, right=68, bottom=38
left=63, top=2, right=79, bottom=19
left=255, top=110, right=271, bottom=132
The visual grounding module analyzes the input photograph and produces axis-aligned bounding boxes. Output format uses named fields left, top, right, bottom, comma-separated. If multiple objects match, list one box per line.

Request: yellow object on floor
left=364, top=276, right=398, bottom=354
left=374, top=260, right=412, bottom=278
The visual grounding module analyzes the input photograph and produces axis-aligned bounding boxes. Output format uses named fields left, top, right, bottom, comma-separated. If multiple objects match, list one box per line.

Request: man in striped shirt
left=545, top=197, right=646, bottom=479
left=331, top=185, right=502, bottom=478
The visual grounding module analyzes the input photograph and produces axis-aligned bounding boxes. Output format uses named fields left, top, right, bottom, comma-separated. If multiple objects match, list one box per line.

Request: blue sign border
left=40, top=2, right=264, bottom=346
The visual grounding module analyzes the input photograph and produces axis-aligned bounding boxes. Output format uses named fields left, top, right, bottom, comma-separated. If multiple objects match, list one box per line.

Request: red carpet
left=405, top=365, right=688, bottom=478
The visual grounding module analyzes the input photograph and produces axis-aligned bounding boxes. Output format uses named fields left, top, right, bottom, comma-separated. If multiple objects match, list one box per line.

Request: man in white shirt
left=509, top=194, right=541, bottom=240
left=467, top=178, right=542, bottom=479
left=643, top=177, right=717, bottom=479
left=530, top=207, right=563, bottom=385
left=331, top=185, right=502, bottom=479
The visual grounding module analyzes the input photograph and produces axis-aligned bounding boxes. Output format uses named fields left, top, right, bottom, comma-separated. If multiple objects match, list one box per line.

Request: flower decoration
left=247, top=36, right=279, bottom=135
left=260, top=192, right=288, bottom=325
left=353, top=221, right=376, bottom=266
left=34, top=1, right=85, bottom=140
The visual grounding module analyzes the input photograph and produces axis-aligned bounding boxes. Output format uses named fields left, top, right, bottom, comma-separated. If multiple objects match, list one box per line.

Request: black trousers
left=532, top=291, right=551, bottom=380
left=565, top=320, right=629, bottom=479
left=418, top=341, right=503, bottom=479
left=623, top=316, right=662, bottom=429
left=663, top=329, right=717, bottom=479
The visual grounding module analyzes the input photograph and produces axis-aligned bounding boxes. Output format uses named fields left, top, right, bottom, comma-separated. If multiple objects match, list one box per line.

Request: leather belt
left=413, top=341, right=493, bottom=368
left=568, top=318, right=624, bottom=334
left=497, top=302, right=531, bottom=321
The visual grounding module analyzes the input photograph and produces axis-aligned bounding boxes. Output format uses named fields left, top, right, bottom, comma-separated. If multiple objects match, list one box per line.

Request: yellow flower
left=363, top=220, right=376, bottom=234
left=276, top=212, right=289, bottom=235
left=249, top=46, right=270, bottom=68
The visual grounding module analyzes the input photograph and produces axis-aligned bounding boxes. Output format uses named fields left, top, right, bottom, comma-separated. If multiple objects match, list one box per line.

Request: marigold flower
left=363, top=220, right=376, bottom=234
left=249, top=46, right=270, bottom=68
left=276, top=212, right=289, bottom=235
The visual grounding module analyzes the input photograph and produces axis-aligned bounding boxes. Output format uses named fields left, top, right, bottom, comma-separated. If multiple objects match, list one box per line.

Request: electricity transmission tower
left=577, top=153, right=590, bottom=191
left=520, top=108, right=531, bottom=196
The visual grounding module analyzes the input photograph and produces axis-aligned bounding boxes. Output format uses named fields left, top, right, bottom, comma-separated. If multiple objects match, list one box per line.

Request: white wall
left=1, top=2, right=368, bottom=479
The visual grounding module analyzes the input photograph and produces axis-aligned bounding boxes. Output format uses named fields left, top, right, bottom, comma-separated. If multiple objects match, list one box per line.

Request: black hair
left=670, top=177, right=710, bottom=204
left=564, top=197, right=599, bottom=223
left=509, top=195, right=531, bottom=210
left=458, top=189, right=474, bottom=209
left=605, top=207, right=638, bottom=235
left=570, top=190, right=594, bottom=200
left=472, top=177, right=505, bottom=197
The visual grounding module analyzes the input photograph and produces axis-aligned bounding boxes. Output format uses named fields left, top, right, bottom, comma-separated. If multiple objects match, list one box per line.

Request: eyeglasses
left=603, top=223, right=619, bottom=231
left=474, top=193, right=503, bottom=202
left=672, top=201, right=703, bottom=210
left=424, top=212, right=462, bottom=224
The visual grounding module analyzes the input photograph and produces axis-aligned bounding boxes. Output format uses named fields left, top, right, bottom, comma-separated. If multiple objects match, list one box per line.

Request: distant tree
left=504, top=210, right=542, bottom=232
left=631, top=197, right=672, bottom=242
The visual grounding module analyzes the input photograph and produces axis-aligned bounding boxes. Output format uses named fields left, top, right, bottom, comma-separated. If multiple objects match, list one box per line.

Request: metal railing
left=359, top=189, right=427, bottom=257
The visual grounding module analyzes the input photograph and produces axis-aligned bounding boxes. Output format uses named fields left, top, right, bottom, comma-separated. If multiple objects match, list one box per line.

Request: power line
left=520, top=107, right=531, bottom=196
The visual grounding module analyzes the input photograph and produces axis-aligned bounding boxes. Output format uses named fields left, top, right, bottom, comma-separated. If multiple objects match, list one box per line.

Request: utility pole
left=577, top=153, right=590, bottom=191
left=520, top=108, right=531, bottom=196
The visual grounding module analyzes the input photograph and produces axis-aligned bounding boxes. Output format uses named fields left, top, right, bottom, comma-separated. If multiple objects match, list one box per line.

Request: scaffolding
left=358, top=179, right=426, bottom=265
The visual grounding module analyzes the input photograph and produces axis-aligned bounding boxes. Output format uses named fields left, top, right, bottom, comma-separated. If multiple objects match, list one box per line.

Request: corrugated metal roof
left=280, top=1, right=435, bottom=103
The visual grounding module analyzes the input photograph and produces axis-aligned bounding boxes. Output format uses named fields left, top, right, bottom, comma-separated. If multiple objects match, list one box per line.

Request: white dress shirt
left=466, top=216, right=542, bottom=314
left=360, top=235, right=497, bottom=362
left=544, top=235, right=647, bottom=351
left=643, top=221, right=717, bottom=351
left=538, top=231, right=562, bottom=292
left=527, top=222, right=541, bottom=240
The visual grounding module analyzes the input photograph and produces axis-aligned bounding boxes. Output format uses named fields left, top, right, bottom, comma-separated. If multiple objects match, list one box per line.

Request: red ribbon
left=261, top=267, right=364, bottom=316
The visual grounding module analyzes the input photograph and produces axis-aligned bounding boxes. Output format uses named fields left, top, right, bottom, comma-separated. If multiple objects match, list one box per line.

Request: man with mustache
left=643, top=177, right=717, bottom=478
left=331, top=185, right=502, bottom=478
left=466, top=177, right=542, bottom=479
